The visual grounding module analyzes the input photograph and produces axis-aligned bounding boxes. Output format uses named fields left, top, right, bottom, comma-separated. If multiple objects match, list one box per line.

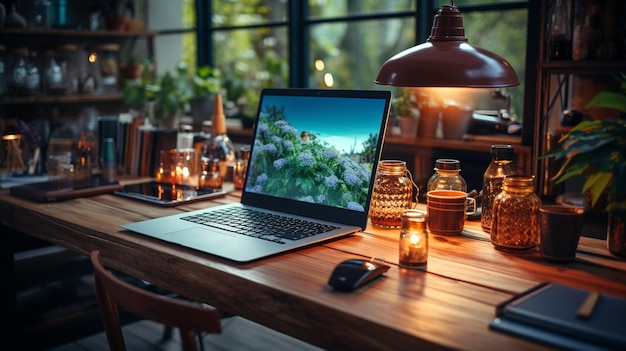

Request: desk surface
left=2, top=184, right=625, bottom=350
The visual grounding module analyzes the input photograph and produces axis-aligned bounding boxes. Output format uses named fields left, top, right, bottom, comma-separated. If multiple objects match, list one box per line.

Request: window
left=193, top=0, right=529, bottom=119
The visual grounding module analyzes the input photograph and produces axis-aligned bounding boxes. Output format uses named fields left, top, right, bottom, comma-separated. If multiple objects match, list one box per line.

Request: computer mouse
left=328, top=258, right=390, bottom=291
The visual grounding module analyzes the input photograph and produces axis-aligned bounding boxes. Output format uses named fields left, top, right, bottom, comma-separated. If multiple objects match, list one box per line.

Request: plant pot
left=105, top=16, right=129, bottom=31
left=397, top=116, right=418, bottom=138
left=190, top=97, right=215, bottom=129
left=441, top=105, right=472, bottom=139
left=120, top=64, right=143, bottom=81
left=417, top=107, right=440, bottom=138
left=607, top=214, right=626, bottom=257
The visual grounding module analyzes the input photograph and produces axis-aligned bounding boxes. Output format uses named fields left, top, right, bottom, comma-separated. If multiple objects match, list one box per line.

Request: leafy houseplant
left=186, top=64, right=222, bottom=127
left=121, top=60, right=188, bottom=125
left=543, top=73, right=626, bottom=256
left=93, top=0, right=135, bottom=30
left=392, top=88, right=420, bottom=137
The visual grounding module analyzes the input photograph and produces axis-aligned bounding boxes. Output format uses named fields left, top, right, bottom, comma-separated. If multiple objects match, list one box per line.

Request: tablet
left=114, top=181, right=226, bottom=206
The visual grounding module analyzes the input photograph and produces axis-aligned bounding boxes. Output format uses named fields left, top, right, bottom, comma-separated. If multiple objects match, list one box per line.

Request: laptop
left=122, top=88, right=391, bottom=262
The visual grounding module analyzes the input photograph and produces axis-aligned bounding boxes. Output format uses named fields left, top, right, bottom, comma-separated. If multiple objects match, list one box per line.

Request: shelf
left=0, top=28, right=158, bottom=39
left=0, top=94, right=122, bottom=106
left=538, top=60, right=626, bottom=74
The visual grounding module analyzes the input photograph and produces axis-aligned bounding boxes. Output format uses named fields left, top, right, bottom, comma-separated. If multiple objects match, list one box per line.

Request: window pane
left=148, top=0, right=193, bottom=30
left=309, top=0, right=415, bottom=18
left=212, top=0, right=287, bottom=26
left=437, top=0, right=525, bottom=5
left=213, top=27, right=289, bottom=115
left=309, top=18, right=415, bottom=90
left=462, top=9, right=528, bottom=120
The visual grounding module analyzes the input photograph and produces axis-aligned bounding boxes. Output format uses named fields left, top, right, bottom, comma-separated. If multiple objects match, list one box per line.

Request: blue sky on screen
left=260, top=95, right=385, bottom=154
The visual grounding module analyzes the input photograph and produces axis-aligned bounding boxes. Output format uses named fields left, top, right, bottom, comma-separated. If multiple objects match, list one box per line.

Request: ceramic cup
left=427, top=190, right=477, bottom=235
left=539, top=205, right=585, bottom=262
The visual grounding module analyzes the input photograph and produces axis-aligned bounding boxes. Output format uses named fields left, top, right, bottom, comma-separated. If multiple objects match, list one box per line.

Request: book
left=490, top=282, right=626, bottom=350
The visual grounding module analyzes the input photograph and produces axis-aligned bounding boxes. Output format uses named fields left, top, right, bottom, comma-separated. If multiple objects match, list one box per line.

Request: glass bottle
left=481, top=144, right=516, bottom=233
left=491, top=175, right=541, bottom=251
left=399, top=209, right=428, bottom=269
left=202, top=93, right=236, bottom=178
left=547, top=0, right=572, bottom=60
left=198, top=158, right=223, bottom=189
left=426, top=158, right=467, bottom=192
left=9, top=47, right=28, bottom=96
left=369, top=160, right=416, bottom=228
left=25, top=50, right=41, bottom=96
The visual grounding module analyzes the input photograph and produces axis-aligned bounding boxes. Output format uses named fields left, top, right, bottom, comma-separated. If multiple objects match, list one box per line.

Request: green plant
left=190, top=64, right=221, bottom=98
left=392, top=88, right=419, bottom=119
left=543, top=73, right=626, bottom=223
left=121, top=60, right=188, bottom=120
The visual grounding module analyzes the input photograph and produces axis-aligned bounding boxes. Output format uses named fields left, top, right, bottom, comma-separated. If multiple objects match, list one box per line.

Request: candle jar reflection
left=399, top=210, right=429, bottom=269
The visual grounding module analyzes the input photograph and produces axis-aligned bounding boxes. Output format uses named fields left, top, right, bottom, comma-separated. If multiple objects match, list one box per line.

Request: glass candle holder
left=399, top=209, right=429, bottom=269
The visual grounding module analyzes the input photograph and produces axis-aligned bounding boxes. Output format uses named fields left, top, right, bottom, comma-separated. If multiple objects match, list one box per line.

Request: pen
left=576, top=292, right=599, bottom=320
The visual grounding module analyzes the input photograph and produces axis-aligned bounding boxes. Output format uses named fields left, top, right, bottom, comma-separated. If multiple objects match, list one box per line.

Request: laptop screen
left=242, top=89, right=391, bottom=222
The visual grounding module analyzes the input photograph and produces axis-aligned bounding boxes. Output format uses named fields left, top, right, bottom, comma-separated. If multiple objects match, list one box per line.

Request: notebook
left=122, top=88, right=391, bottom=262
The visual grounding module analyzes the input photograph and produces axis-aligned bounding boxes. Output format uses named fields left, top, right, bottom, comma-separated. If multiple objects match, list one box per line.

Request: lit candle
left=399, top=210, right=429, bottom=269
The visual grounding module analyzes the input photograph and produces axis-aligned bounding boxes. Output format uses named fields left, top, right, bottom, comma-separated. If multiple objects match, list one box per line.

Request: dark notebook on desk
left=10, top=176, right=122, bottom=202
left=490, top=282, right=626, bottom=351
left=122, top=88, right=391, bottom=262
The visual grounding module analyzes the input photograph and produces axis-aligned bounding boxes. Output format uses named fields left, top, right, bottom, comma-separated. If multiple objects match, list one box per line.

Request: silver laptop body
left=122, top=88, right=391, bottom=262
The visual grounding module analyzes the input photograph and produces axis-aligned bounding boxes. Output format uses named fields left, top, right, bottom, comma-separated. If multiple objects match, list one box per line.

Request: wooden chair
left=90, top=250, right=221, bottom=351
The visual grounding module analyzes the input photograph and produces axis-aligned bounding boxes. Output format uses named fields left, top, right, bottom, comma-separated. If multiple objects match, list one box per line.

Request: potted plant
left=186, top=63, right=222, bottom=128
left=120, top=54, right=145, bottom=82
left=93, top=0, right=135, bottom=30
left=392, top=88, right=420, bottom=137
left=121, top=61, right=188, bottom=128
left=543, top=73, right=626, bottom=257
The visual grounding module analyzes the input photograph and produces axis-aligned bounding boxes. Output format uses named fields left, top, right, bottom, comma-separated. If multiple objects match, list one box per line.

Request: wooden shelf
left=0, top=94, right=123, bottom=106
left=537, top=60, right=626, bottom=74
left=0, top=28, right=157, bottom=38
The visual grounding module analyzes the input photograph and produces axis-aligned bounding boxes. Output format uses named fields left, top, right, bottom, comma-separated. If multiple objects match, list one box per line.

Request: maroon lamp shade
left=375, top=4, right=520, bottom=88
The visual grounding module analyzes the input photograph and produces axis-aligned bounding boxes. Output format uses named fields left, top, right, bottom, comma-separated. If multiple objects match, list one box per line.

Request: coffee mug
left=539, top=205, right=584, bottom=262
left=427, top=190, right=477, bottom=235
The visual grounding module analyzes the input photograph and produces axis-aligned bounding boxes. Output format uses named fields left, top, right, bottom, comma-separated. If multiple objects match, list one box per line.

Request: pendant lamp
left=375, top=3, right=519, bottom=88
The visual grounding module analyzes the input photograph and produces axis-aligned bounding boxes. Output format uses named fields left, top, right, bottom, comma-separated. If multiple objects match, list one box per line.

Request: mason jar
left=491, top=175, right=542, bottom=251
left=369, top=160, right=416, bottom=228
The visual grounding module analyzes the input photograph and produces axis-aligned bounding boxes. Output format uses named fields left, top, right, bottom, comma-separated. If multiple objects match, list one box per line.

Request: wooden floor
left=49, top=316, right=324, bottom=351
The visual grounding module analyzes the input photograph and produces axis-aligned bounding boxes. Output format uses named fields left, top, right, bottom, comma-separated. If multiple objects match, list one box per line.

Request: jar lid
left=434, top=158, right=460, bottom=171
left=491, top=144, right=514, bottom=161
left=503, top=175, right=535, bottom=187
left=377, top=160, right=407, bottom=175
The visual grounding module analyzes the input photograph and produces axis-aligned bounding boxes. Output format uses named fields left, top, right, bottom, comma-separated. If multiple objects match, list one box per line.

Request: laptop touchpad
left=164, top=228, right=235, bottom=246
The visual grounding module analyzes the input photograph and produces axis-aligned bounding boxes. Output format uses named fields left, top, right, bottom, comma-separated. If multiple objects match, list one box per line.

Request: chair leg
left=161, top=325, right=173, bottom=341
left=197, top=332, right=205, bottom=351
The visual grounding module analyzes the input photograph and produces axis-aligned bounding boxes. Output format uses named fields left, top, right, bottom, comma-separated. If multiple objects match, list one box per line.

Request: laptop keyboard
left=180, top=207, right=339, bottom=244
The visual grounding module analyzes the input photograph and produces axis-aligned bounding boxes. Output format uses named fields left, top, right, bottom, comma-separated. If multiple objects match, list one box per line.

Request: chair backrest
left=90, top=250, right=221, bottom=351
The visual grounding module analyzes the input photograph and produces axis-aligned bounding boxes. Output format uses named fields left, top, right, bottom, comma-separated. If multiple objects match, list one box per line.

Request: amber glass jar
left=369, top=160, right=415, bottom=228
left=491, top=175, right=541, bottom=251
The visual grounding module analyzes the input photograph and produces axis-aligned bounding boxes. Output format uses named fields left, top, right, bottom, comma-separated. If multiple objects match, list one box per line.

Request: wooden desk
left=1, top=186, right=625, bottom=350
